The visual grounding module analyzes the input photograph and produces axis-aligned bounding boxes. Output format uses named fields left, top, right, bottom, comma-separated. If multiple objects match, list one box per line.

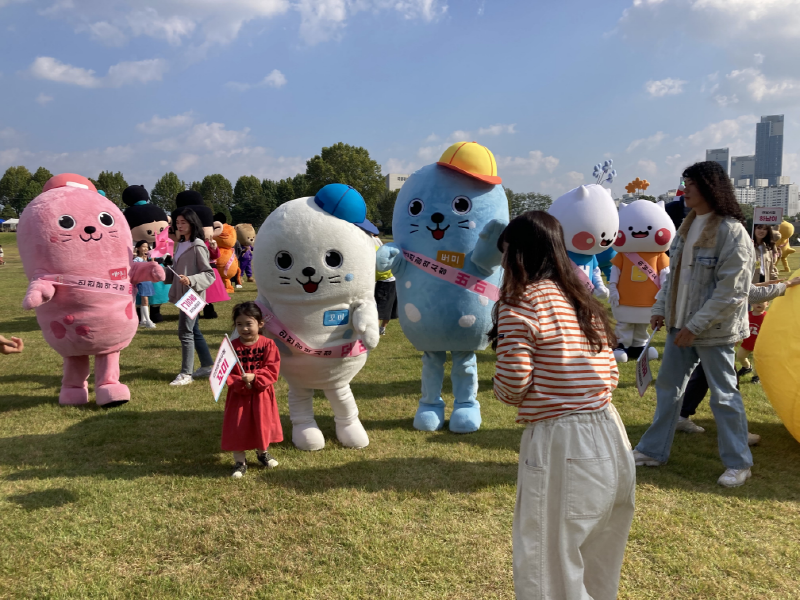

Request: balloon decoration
left=754, top=270, right=800, bottom=443
left=593, top=160, right=617, bottom=185
left=625, top=178, right=650, bottom=194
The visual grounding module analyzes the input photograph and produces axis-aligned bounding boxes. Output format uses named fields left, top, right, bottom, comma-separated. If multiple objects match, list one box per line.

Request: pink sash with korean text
left=401, top=250, right=500, bottom=301
left=624, top=252, right=661, bottom=289
left=35, top=273, right=133, bottom=296
left=254, top=300, right=368, bottom=358
left=570, top=262, right=595, bottom=292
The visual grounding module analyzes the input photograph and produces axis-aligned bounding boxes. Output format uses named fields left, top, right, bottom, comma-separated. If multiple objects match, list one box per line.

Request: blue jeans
left=178, top=312, right=213, bottom=375
left=635, top=328, right=752, bottom=470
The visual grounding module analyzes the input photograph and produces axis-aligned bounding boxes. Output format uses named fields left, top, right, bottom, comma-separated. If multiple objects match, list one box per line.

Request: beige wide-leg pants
left=513, top=405, right=636, bottom=600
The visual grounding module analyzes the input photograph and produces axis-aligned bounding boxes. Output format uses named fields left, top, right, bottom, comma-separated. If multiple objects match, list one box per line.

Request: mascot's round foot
left=613, top=349, right=629, bottom=363
left=449, top=404, right=482, bottom=434
left=413, top=403, right=445, bottom=432
left=292, top=422, right=326, bottom=451
left=202, top=304, right=218, bottom=320
left=647, top=346, right=659, bottom=361
left=59, top=387, right=89, bottom=406
left=336, top=419, right=369, bottom=449
left=96, top=383, right=131, bottom=407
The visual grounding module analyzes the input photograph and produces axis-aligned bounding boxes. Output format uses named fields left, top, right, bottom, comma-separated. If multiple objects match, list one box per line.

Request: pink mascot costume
left=18, top=173, right=165, bottom=407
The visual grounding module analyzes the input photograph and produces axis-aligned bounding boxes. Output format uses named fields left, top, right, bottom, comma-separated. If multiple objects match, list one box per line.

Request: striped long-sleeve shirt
left=493, top=280, right=618, bottom=423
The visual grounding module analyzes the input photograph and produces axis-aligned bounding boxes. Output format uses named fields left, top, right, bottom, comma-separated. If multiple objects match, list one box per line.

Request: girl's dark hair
left=232, top=301, right=263, bottom=327
left=134, top=240, right=150, bottom=252
left=487, top=211, right=616, bottom=354
left=171, top=206, right=205, bottom=242
left=682, top=161, right=746, bottom=225
left=752, top=224, right=777, bottom=251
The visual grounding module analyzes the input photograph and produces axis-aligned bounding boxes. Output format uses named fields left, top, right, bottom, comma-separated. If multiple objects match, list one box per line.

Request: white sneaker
left=748, top=432, right=761, bottom=446
left=235, top=284, right=243, bottom=289
left=379, top=326, right=386, bottom=335
left=718, top=468, right=751, bottom=487
left=676, top=417, right=705, bottom=433
left=145, top=320, right=156, bottom=329
left=633, top=449, right=662, bottom=466
left=169, top=374, right=193, bottom=386
left=192, top=366, right=213, bottom=379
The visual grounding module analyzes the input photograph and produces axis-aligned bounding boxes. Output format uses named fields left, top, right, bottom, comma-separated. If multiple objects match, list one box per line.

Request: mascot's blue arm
left=470, top=219, right=508, bottom=276
left=376, top=242, right=407, bottom=277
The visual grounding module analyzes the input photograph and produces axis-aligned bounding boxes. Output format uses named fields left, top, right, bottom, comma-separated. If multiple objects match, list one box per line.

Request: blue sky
left=2, top=0, right=800, bottom=199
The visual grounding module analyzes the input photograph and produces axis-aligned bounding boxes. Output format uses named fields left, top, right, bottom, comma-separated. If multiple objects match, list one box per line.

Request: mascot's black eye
left=601, top=232, right=606, bottom=237
left=325, top=250, right=343, bottom=268
left=275, top=251, right=293, bottom=271
left=629, top=227, right=634, bottom=231
left=452, top=196, right=472, bottom=215
left=648, top=226, right=652, bottom=230
left=58, top=215, right=76, bottom=230
left=146, top=230, right=153, bottom=235
left=98, top=212, right=114, bottom=227
left=408, top=199, right=424, bottom=216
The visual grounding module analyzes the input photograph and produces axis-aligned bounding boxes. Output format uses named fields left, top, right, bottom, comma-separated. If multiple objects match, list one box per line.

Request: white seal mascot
left=548, top=161, right=620, bottom=300
left=608, top=199, right=674, bottom=362
left=376, top=142, right=509, bottom=433
left=252, top=184, right=380, bottom=451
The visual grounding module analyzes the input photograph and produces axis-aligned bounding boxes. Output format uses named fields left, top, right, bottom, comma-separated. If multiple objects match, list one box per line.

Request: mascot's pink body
left=18, top=173, right=165, bottom=407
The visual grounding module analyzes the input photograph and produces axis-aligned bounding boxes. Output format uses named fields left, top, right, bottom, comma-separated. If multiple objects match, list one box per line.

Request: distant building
left=385, top=173, right=409, bottom=192
left=756, top=183, right=799, bottom=217
left=706, top=148, right=730, bottom=174
left=731, top=155, right=756, bottom=186
left=734, top=185, right=756, bottom=205
left=755, top=115, right=784, bottom=186
left=658, top=189, right=678, bottom=203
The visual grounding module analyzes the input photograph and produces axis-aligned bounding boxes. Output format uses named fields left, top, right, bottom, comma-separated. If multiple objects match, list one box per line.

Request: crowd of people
left=3, top=159, right=799, bottom=600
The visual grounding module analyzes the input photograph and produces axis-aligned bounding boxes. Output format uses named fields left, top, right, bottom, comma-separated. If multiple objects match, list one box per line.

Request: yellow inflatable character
left=754, top=268, right=800, bottom=443
left=777, top=221, right=795, bottom=273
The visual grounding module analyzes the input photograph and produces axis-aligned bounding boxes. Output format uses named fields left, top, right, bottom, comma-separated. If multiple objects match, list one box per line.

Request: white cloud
left=713, top=93, right=739, bottom=107
left=226, top=69, right=287, bottom=91
left=497, top=151, right=559, bottom=174
left=665, top=154, right=682, bottom=166
left=384, top=158, right=419, bottom=173
left=627, top=131, right=668, bottom=152
left=29, top=56, right=167, bottom=88
left=0, top=127, right=18, bottom=140
left=127, top=8, right=196, bottom=46
left=644, top=78, right=687, bottom=97
left=136, top=112, right=194, bottom=134
left=84, top=21, right=127, bottom=47
left=448, top=129, right=471, bottom=142
left=675, top=114, right=757, bottom=160
left=35, top=93, right=53, bottom=106
left=539, top=171, right=585, bottom=196
left=296, top=0, right=447, bottom=44
left=636, top=158, right=658, bottom=176
left=154, top=122, right=250, bottom=153
left=29, top=56, right=100, bottom=87
left=417, top=143, right=448, bottom=161
left=754, top=52, right=765, bottom=64
left=725, top=67, right=800, bottom=102
left=424, top=133, right=439, bottom=142
left=477, top=123, right=516, bottom=136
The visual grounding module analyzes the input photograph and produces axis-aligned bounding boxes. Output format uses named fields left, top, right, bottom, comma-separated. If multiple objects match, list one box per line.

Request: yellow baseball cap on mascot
left=437, top=141, right=502, bottom=185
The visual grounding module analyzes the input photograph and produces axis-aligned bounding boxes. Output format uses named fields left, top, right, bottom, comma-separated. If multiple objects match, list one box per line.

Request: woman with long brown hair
left=489, top=210, right=635, bottom=600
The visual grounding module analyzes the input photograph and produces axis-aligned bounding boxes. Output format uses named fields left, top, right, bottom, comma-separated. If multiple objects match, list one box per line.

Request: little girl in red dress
left=223, top=301, right=283, bottom=478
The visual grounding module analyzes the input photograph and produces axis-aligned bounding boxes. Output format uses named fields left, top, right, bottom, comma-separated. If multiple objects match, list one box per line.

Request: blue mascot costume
left=377, top=142, right=509, bottom=433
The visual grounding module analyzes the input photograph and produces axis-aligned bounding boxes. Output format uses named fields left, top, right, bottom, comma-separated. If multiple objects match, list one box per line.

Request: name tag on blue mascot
left=323, top=310, right=350, bottom=326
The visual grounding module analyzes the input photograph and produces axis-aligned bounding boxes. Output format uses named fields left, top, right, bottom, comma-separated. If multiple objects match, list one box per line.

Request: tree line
left=1, top=141, right=566, bottom=230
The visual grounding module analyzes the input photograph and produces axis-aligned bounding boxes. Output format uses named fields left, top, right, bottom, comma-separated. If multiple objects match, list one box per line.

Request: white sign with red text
left=636, top=328, right=659, bottom=398
left=753, top=206, right=784, bottom=227
left=175, top=287, right=206, bottom=320
left=210, top=335, right=238, bottom=402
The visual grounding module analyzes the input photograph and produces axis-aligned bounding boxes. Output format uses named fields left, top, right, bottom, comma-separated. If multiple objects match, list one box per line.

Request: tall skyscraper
left=731, top=155, right=756, bottom=186
left=706, top=148, right=729, bottom=174
left=755, top=115, right=784, bottom=185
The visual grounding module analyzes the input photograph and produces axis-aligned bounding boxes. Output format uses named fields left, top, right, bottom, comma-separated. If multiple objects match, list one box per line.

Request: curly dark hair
left=487, top=211, right=616, bottom=354
left=682, top=161, right=746, bottom=225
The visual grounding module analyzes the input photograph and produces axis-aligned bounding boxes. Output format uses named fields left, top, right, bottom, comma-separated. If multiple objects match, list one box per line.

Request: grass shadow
left=0, top=410, right=226, bottom=481
left=2, top=315, right=45, bottom=333
left=7, top=488, right=79, bottom=510
left=268, top=456, right=516, bottom=494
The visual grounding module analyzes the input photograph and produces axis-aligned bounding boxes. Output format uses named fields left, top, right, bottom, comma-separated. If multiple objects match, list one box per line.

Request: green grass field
left=1, top=231, right=799, bottom=599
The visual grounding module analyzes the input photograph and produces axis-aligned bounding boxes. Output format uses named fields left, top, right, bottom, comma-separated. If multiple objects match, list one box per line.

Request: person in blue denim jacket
left=633, top=161, right=756, bottom=488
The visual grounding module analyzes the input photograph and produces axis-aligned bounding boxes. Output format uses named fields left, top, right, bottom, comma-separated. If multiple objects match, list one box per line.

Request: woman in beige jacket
left=752, top=224, right=779, bottom=283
